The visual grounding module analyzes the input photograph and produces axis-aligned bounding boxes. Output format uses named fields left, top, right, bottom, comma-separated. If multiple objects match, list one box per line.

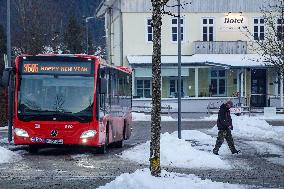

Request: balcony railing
left=193, top=41, right=247, bottom=54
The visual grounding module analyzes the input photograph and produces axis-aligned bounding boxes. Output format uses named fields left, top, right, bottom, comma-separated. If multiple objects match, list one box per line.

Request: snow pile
left=0, top=146, right=22, bottom=163
left=121, top=131, right=231, bottom=169
left=209, top=115, right=284, bottom=142
left=132, top=112, right=176, bottom=121
left=97, top=169, right=246, bottom=189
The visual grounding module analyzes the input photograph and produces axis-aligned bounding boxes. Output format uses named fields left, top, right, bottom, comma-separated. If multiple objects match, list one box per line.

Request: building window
left=202, top=18, right=214, bottom=41
left=210, top=70, right=226, bottom=96
left=277, top=18, right=284, bottom=41
left=172, top=18, right=184, bottom=42
left=136, top=79, right=151, bottom=98
left=169, top=78, right=184, bottom=97
left=147, top=19, right=153, bottom=42
left=253, top=18, right=264, bottom=40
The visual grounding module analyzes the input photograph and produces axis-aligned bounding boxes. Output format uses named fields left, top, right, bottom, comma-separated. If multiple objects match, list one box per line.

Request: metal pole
left=281, top=4, right=284, bottom=107
left=7, top=0, right=13, bottom=143
left=177, top=0, right=182, bottom=139
left=86, top=19, right=89, bottom=54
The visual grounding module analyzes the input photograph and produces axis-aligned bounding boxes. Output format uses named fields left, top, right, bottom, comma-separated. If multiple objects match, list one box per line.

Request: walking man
left=213, top=100, right=240, bottom=155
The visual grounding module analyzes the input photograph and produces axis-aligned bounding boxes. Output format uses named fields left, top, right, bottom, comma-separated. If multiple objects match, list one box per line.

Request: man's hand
left=228, top=125, right=233, bottom=130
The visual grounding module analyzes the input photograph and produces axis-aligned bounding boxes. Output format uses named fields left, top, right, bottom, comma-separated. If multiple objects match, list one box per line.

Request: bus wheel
left=114, top=140, right=123, bottom=148
left=97, top=130, right=109, bottom=154
left=28, top=145, right=39, bottom=154
left=123, top=123, right=127, bottom=140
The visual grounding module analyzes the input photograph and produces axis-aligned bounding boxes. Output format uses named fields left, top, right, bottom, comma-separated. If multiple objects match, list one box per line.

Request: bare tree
left=149, top=0, right=190, bottom=177
left=150, top=0, right=168, bottom=177
left=245, top=0, right=284, bottom=107
left=150, top=0, right=190, bottom=177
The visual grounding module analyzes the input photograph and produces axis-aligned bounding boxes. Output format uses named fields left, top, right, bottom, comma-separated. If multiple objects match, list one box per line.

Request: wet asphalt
left=0, top=120, right=283, bottom=189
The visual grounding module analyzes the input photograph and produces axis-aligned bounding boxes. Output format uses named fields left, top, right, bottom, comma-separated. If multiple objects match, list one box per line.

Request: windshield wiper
left=56, top=111, right=85, bottom=121
left=19, top=110, right=88, bottom=122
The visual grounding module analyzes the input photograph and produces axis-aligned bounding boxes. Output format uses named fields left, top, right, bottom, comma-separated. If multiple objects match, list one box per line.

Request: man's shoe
left=213, top=149, right=219, bottom=155
left=232, top=150, right=240, bottom=154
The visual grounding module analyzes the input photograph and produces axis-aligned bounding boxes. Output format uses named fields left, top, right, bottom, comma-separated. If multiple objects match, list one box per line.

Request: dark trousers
left=213, top=129, right=236, bottom=153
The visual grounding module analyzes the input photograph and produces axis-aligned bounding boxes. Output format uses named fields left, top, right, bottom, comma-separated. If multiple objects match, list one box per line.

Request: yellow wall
left=121, top=12, right=263, bottom=66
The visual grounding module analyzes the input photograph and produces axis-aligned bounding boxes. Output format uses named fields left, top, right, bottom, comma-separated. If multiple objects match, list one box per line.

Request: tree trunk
left=281, top=70, right=284, bottom=108
left=150, top=0, right=162, bottom=177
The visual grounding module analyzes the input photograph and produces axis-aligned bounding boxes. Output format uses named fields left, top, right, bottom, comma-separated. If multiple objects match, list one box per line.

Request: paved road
left=0, top=121, right=283, bottom=189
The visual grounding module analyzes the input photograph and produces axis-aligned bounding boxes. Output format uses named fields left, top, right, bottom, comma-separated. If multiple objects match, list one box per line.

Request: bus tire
left=114, top=140, right=123, bottom=148
left=123, top=122, right=127, bottom=140
left=97, top=126, right=109, bottom=154
left=28, top=145, right=39, bottom=154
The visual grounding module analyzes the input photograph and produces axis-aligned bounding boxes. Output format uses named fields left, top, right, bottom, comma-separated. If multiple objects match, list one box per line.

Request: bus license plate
left=45, top=139, right=63, bottom=144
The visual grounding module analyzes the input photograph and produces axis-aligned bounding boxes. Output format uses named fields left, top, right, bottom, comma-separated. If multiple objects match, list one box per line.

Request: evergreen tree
left=0, top=24, right=7, bottom=126
left=0, top=24, right=6, bottom=73
left=64, top=16, right=84, bottom=54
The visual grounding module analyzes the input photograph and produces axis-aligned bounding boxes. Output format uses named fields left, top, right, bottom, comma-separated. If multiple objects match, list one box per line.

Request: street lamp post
left=177, top=0, right=182, bottom=139
left=85, top=17, right=95, bottom=54
left=6, top=0, right=13, bottom=143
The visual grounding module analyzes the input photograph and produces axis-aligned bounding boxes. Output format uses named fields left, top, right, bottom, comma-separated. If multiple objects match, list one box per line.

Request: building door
left=169, top=78, right=184, bottom=98
left=251, top=69, right=266, bottom=107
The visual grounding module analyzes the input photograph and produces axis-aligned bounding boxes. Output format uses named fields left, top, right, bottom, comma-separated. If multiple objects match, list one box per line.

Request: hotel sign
left=220, top=14, right=248, bottom=32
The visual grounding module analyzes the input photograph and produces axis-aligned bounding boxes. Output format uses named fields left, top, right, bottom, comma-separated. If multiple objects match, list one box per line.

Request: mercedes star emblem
left=51, top=130, right=58, bottom=137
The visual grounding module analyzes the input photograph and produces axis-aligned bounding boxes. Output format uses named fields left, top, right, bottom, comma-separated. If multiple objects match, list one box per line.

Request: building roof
left=96, top=0, right=277, bottom=15
left=96, top=0, right=117, bottom=17
left=127, top=54, right=268, bottom=68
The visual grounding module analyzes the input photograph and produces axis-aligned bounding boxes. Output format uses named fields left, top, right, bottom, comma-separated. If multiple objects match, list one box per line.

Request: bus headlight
left=80, top=130, right=97, bottom=139
left=14, top=128, right=29, bottom=137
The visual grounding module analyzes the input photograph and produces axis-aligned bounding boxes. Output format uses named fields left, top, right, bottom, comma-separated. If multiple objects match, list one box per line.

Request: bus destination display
left=22, top=61, right=92, bottom=75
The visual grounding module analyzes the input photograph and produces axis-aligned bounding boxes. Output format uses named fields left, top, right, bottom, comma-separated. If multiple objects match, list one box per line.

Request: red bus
left=3, top=54, right=132, bottom=153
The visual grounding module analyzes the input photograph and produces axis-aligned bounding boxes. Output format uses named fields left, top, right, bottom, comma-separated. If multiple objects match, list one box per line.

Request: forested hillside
left=0, top=0, right=105, bottom=55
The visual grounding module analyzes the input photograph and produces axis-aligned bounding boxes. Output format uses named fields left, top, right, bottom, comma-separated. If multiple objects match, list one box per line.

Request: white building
left=96, top=0, right=284, bottom=112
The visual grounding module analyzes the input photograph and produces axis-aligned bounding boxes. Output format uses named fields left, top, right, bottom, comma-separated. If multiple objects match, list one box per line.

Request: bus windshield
left=18, top=75, right=94, bottom=122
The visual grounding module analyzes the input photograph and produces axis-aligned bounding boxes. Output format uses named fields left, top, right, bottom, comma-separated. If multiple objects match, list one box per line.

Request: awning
left=127, top=54, right=268, bottom=68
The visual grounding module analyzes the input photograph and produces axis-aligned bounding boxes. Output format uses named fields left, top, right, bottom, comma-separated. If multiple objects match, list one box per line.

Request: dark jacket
left=217, top=103, right=232, bottom=130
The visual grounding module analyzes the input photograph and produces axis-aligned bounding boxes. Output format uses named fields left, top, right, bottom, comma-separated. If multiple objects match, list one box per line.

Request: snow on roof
left=127, top=54, right=268, bottom=68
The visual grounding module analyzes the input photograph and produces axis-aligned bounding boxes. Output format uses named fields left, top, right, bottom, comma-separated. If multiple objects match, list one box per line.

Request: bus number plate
left=45, top=139, right=63, bottom=144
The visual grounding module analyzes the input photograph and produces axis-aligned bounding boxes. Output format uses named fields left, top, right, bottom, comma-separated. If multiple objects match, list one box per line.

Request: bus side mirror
left=1, top=69, right=11, bottom=87
left=100, top=78, right=107, bottom=94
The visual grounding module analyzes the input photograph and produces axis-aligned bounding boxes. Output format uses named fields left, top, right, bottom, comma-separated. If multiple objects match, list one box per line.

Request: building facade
left=96, top=0, right=284, bottom=109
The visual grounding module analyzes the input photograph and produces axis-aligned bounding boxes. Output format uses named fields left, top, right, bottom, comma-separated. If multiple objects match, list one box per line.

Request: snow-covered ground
left=97, top=169, right=246, bottom=189
left=122, top=115, right=284, bottom=169
left=112, top=115, right=284, bottom=189
left=0, top=114, right=283, bottom=188
left=0, top=146, right=22, bottom=163
left=245, top=141, right=284, bottom=166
